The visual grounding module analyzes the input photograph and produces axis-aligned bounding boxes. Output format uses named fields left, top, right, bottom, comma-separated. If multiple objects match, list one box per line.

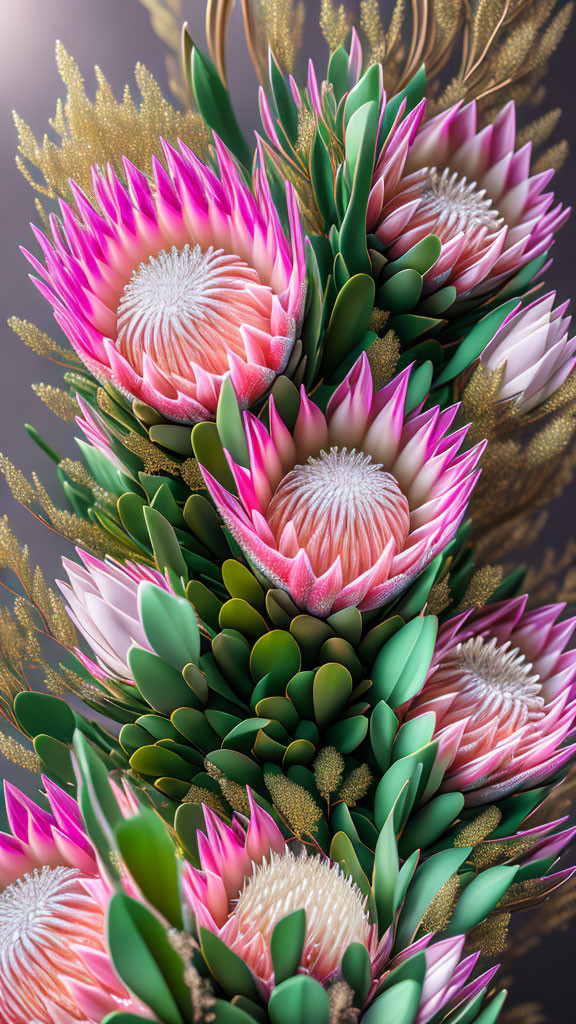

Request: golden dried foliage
left=184, top=784, right=226, bottom=816
left=265, top=772, right=323, bottom=836
left=314, top=746, right=345, bottom=798
left=454, top=806, right=502, bottom=847
left=366, top=330, right=400, bottom=390
left=32, top=384, right=79, bottom=422
left=327, top=981, right=358, bottom=1024
left=9, top=318, right=81, bottom=369
left=14, top=43, right=208, bottom=201
left=463, top=565, right=503, bottom=609
left=221, top=0, right=305, bottom=82
left=0, top=455, right=139, bottom=561
left=419, top=874, right=461, bottom=934
left=320, top=0, right=353, bottom=50
left=0, top=732, right=42, bottom=773
left=338, top=764, right=372, bottom=807
left=461, top=362, right=576, bottom=565
left=501, top=875, right=576, bottom=963
left=501, top=1006, right=545, bottom=1024
left=469, top=911, right=511, bottom=956
left=426, top=576, right=452, bottom=615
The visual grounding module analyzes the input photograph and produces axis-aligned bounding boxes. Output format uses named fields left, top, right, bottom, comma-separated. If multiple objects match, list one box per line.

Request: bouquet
left=1, top=1, right=576, bottom=1022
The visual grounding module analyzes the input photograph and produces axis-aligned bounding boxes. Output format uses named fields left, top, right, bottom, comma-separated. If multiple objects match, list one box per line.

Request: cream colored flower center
left=233, top=851, right=371, bottom=975
left=116, top=243, right=272, bottom=378
left=267, top=447, right=410, bottom=579
left=420, top=168, right=503, bottom=234
left=0, top=865, right=104, bottom=1022
left=448, top=635, right=544, bottom=727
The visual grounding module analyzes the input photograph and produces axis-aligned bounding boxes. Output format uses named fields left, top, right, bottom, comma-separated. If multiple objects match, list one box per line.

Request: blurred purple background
left=0, top=1, right=574, bottom=1015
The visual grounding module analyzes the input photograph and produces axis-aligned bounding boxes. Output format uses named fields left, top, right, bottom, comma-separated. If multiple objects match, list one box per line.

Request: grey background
left=0, top=0, right=574, bottom=1015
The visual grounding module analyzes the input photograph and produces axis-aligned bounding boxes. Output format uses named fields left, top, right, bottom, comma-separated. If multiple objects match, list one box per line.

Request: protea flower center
left=434, top=635, right=545, bottom=737
left=0, top=865, right=104, bottom=1022
left=116, top=243, right=275, bottom=379
left=266, top=447, right=410, bottom=579
left=419, top=168, right=503, bottom=236
left=232, top=851, right=371, bottom=982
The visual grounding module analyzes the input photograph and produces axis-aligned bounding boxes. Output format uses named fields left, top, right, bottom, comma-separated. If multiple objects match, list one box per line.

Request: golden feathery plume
left=14, top=43, right=209, bottom=201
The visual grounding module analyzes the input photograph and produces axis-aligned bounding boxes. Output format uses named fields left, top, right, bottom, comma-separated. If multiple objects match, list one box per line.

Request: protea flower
left=184, top=793, right=496, bottom=1010
left=369, top=100, right=568, bottom=298
left=480, top=292, right=576, bottom=411
left=24, top=138, right=305, bottom=422
left=0, top=778, right=146, bottom=1023
left=58, top=548, right=171, bottom=681
left=200, top=354, right=484, bottom=616
left=402, top=597, right=576, bottom=804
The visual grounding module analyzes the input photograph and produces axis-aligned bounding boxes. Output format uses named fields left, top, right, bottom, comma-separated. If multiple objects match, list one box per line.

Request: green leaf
left=270, top=909, right=306, bottom=983
left=400, top=792, right=465, bottom=856
left=370, top=701, right=398, bottom=774
left=445, top=865, right=520, bottom=936
left=217, top=377, right=250, bottom=467
left=139, top=583, right=200, bottom=670
left=341, top=942, right=372, bottom=1007
left=361, top=979, right=421, bottom=1024
left=200, top=928, right=260, bottom=1000
left=128, top=647, right=195, bottom=714
left=269, top=975, right=330, bottom=1024
left=320, top=274, right=375, bottom=379
left=115, top=810, right=184, bottom=929
left=107, top=894, right=190, bottom=1024
left=434, top=300, right=518, bottom=387
left=313, top=663, right=353, bottom=727
left=143, top=506, right=188, bottom=582
left=73, top=731, right=123, bottom=868
left=14, top=692, right=75, bottom=743
left=396, top=847, right=471, bottom=949
left=372, top=617, right=438, bottom=707
left=250, top=630, right=301, bottom=687
left=372, top=808, right=399, bottom=932
left=187, top=43, right=251, bottom=168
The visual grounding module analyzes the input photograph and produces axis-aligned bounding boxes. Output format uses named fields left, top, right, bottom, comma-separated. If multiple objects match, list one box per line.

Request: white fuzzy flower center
left=267, top=447, right=410, bottom=579
left=453, top=635, right=544, bottom=725
left=233, top=851, right=371, bottom=964
left=420, top=168, right=503, bottom=234
left=116, top=243, right=272, bottom=377
left=0, top=865, right=104, bottom=1022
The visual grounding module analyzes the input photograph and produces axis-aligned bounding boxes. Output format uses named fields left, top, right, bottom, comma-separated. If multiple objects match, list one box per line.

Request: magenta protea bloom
left=24, top=138, right=305, bottom=422
left=0, top=778, right=146, bottom=1023
left=481, top=292, right=576, bottom=411
left=184, top=793, right=496, bottom=1010
left=58, top=548, right=171, bottom=681
left=200, top=354, right=484, bottom=616
left=402, top=597, right=576, bottom=804
left=369, top=100, right=568, bottom=298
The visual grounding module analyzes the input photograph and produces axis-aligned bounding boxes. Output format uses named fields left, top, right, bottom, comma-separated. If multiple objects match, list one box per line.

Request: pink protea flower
left=200, top=354, right=484, bottom=616
left=480, top=292, right=576, bottom=412
left=402, top=596, right=576, bottom=804
left=183, top=793, right=496, bottom=1010
left=57, top=548, right=171, bottom=681
left=24, top=138, right=305, bottom=422
left=0, top=777, right=147, bottom=1023
left=75, top=395, right=129, bottom=474
left=369, top=100, right=568, bottom=299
